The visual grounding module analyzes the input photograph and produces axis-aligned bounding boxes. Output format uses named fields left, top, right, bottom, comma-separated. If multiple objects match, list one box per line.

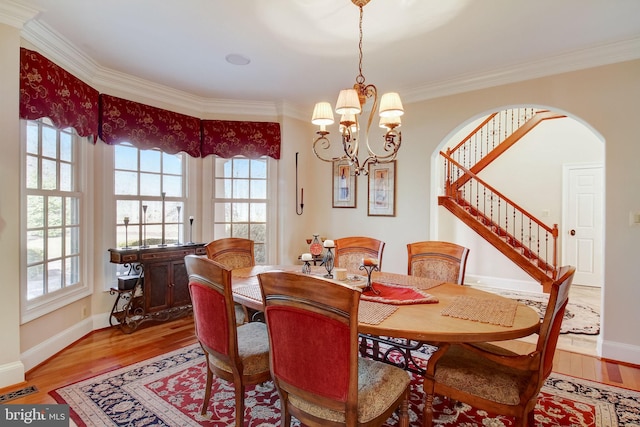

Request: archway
left=431, top=105, right=604, bottom=355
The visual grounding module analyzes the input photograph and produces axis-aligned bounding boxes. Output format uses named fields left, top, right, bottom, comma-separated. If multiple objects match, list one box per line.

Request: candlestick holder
left=141, top=205, right=148, bottom=248
left=187, top=216, right=194, bottom=245
left=323, top=247, right=334, bottom=279
left=159, top=192, right=167, bottom=247
left=176, top=206, right=182, bottom=245
left=360, top=263, right=380, bottom=295
left=123, top=217, right=130, bottom=248
left=302, top=260, right=311, bottom=274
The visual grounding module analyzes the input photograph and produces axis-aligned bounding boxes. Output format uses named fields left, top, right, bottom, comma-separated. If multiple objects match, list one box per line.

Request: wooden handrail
left=442, top=151, right=559, bottom=280
left=442, top=152, right=556, bottom=236
left=447, top=113, right=498, bottom=155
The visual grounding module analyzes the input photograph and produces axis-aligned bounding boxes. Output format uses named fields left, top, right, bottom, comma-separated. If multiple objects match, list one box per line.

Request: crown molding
left=18, top=9, right=639, bottom=119
left=0, top=0, right=39, bottom=29
left=404, top=37, right=640, bottom=104
left=20, top=19, right=283, bottom=119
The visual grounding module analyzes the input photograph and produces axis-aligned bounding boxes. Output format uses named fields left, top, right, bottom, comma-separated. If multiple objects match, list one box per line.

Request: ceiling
left=9, top=0, right=640, bottom=115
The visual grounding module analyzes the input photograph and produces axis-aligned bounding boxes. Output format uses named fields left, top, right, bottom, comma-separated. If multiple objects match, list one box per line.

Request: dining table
left=230, top=264, right=541, bottom=375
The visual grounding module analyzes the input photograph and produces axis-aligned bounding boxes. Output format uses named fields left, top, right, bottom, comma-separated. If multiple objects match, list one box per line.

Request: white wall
left=0, top=22, right=25, bottom=388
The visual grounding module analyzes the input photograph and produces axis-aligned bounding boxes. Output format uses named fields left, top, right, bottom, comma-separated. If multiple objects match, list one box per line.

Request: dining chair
left=257, top=271, right=410, bottom=427
left=204, top=237, right=256, bottom=269
left=204, top=237, right=256, bottom=323
left=335, top=236, right=386, bottom=275
left=184, top=255, right=271, bottom=425
left=422, top=265, right=576, bottom=427
left=406, top=241, right=469, bottom=284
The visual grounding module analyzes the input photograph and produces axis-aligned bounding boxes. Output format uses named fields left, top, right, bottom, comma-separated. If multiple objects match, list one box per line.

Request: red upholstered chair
left=258, top=271, right=410, bottom=427
left=335, top=236, right=385, bottom=275
left=406, top=241, right=470, bottom=284
left=184, top=255, right=270, bottom=425
left=204, top=237, right=256, bottom=323
left=423, top=265, right=576, bottom=427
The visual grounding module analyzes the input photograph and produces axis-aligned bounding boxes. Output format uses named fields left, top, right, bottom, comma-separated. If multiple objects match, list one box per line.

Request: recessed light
left=225, top=54, right=251, bottom=66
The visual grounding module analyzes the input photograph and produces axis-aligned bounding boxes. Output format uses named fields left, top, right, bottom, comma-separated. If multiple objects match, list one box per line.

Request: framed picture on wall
left=332, top=159, right=357, bottom=208
left=367, top=161, right=396, bottom=216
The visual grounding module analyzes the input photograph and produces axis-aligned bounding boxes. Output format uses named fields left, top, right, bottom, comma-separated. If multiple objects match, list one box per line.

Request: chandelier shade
left=379, top=92, right=404, bottom=117
left=311, top=0, right=404, bottom=176
left=311, top=102, right=335, bottom=129
left=379, top=115, right=401, bottom=129
left=335, top=89, right=362, bottom=115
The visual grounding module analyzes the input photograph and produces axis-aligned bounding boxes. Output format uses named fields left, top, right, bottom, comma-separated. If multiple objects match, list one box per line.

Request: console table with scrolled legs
left=108, top=244, right=205, bottom=333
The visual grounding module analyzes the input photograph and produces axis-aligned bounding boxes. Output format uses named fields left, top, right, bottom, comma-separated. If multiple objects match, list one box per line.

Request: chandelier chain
left=356, top=5, right=365, bottom=85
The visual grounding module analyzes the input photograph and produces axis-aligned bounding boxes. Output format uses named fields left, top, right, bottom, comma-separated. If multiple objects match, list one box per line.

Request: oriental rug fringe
left=51, top=343, right=639, bottom=426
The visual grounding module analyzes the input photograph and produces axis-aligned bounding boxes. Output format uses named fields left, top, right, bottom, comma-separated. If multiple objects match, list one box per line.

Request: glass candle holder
left=323, top=247, right=334, bottom=279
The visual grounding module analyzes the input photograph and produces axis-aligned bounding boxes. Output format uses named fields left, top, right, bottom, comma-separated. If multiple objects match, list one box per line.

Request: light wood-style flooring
left=3, top=315, right=639, bottom=407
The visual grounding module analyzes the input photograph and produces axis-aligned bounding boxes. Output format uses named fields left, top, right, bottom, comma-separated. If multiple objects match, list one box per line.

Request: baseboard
left=465, top=274, right=541, bottom=294
left=600, top=338, right=640, bottom=366
left=21, top=317, right=93, bottom=372
left=0, top=361, right=26, bottom=390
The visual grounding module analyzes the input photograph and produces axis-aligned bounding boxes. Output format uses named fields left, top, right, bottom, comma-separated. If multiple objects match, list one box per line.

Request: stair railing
left=446, top=107, right=540, bottom=171
left=442, top=152, right=558, bottom=277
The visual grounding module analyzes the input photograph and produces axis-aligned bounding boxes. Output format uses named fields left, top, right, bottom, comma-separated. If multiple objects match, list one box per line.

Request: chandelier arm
left=312, top=133, right=349, bottom=163
left=374, top=130, right=402, bottom=162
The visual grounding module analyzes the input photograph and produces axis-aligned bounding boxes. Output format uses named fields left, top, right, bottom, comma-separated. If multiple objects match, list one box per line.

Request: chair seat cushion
left=434, top=344, right=532, bottom=405
left=210, top=322, right=270, bottom=376
left=289, top=357, right=410, bottom=423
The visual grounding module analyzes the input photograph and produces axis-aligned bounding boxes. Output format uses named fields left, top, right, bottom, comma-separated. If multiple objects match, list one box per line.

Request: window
left=114, top=143, right=187, bottom=251
left=23, top=118, right=85, bottom=317
left=213, top=157, right=269, bottom=263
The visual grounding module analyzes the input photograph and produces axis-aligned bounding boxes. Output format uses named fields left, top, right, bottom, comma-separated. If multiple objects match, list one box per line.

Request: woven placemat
left=373, top=272, right=442, bottom=290
left=358, top=300, right=398, bottom=325
left=441, top=296, right=518, bottom=327
left=233, top=284, right=262, bottom=302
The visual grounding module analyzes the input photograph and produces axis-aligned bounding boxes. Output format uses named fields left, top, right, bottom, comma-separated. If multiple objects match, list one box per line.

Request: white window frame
left=110, top=143, right=190, bottom=278
left=20, top=119, right=92, bottom=323
left=206, top=155, right=277, bottom=264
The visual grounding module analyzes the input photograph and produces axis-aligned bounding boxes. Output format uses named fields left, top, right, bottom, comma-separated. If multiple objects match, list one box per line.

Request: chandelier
left=311, top=0, right=404, bottom=176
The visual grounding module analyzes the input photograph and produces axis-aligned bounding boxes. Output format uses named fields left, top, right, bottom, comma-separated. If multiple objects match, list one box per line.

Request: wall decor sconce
left=296, top=152, right=304, bottom=215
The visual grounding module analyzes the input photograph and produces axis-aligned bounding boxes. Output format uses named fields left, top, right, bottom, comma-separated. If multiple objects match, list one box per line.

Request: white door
left=563, top=164, right=603, bottom=287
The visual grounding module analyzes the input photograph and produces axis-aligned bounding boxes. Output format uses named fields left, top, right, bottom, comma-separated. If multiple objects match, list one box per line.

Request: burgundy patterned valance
left=99, top=94, right=201, bottom=157
left=201, top=120, right=281, bottom=159
left=19, top=48, right=99, bottom=142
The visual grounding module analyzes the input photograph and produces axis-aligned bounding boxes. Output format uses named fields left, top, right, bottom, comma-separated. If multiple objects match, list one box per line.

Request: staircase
left=439, top=108, right=564, bottom=292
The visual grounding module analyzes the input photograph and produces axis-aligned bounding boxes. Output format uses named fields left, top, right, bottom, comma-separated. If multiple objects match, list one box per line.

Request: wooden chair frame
left=204, top=237, right=256, bottom=269
left=335, top=236, right=386, bottom=275
left=185, top=255, right=270, bottom=426
left=423, top=265, right=576, bottom=427
left=406, top=241, right=469, bottom=284
left=258, top=271, right=409, bottom=427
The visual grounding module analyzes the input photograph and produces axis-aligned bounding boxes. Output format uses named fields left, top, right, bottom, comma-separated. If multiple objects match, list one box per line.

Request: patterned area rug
left=51, top=343, right=639, bottom=426
left=481, top=287, right=600, bottom=335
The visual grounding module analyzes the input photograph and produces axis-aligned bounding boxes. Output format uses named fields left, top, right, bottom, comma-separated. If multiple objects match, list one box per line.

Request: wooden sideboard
left=108, top=244, right=205, bottom=333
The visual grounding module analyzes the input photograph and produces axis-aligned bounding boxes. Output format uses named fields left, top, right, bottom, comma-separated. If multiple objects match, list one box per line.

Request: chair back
left=407, top=241, right=469, bottom=284
left=335, top=236, right=385, bottom=275
left=537, top=265, right=576, bottom=379
left=205, top=237, right=255, bottom=269
left=258, top=271, right=361, bottom=418
left=185, top=255, right=239, bottom=363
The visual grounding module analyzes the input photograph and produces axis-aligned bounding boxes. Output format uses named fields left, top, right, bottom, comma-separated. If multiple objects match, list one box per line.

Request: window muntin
left=213, top=157, right=268, bottom=263
left=24, top=119, right=82, bottom=302
left=114, top=143, right=187, bottom=249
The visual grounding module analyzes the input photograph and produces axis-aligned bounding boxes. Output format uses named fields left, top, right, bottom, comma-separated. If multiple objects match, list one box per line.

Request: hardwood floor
left=3, top=316, right=639, bottom=406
